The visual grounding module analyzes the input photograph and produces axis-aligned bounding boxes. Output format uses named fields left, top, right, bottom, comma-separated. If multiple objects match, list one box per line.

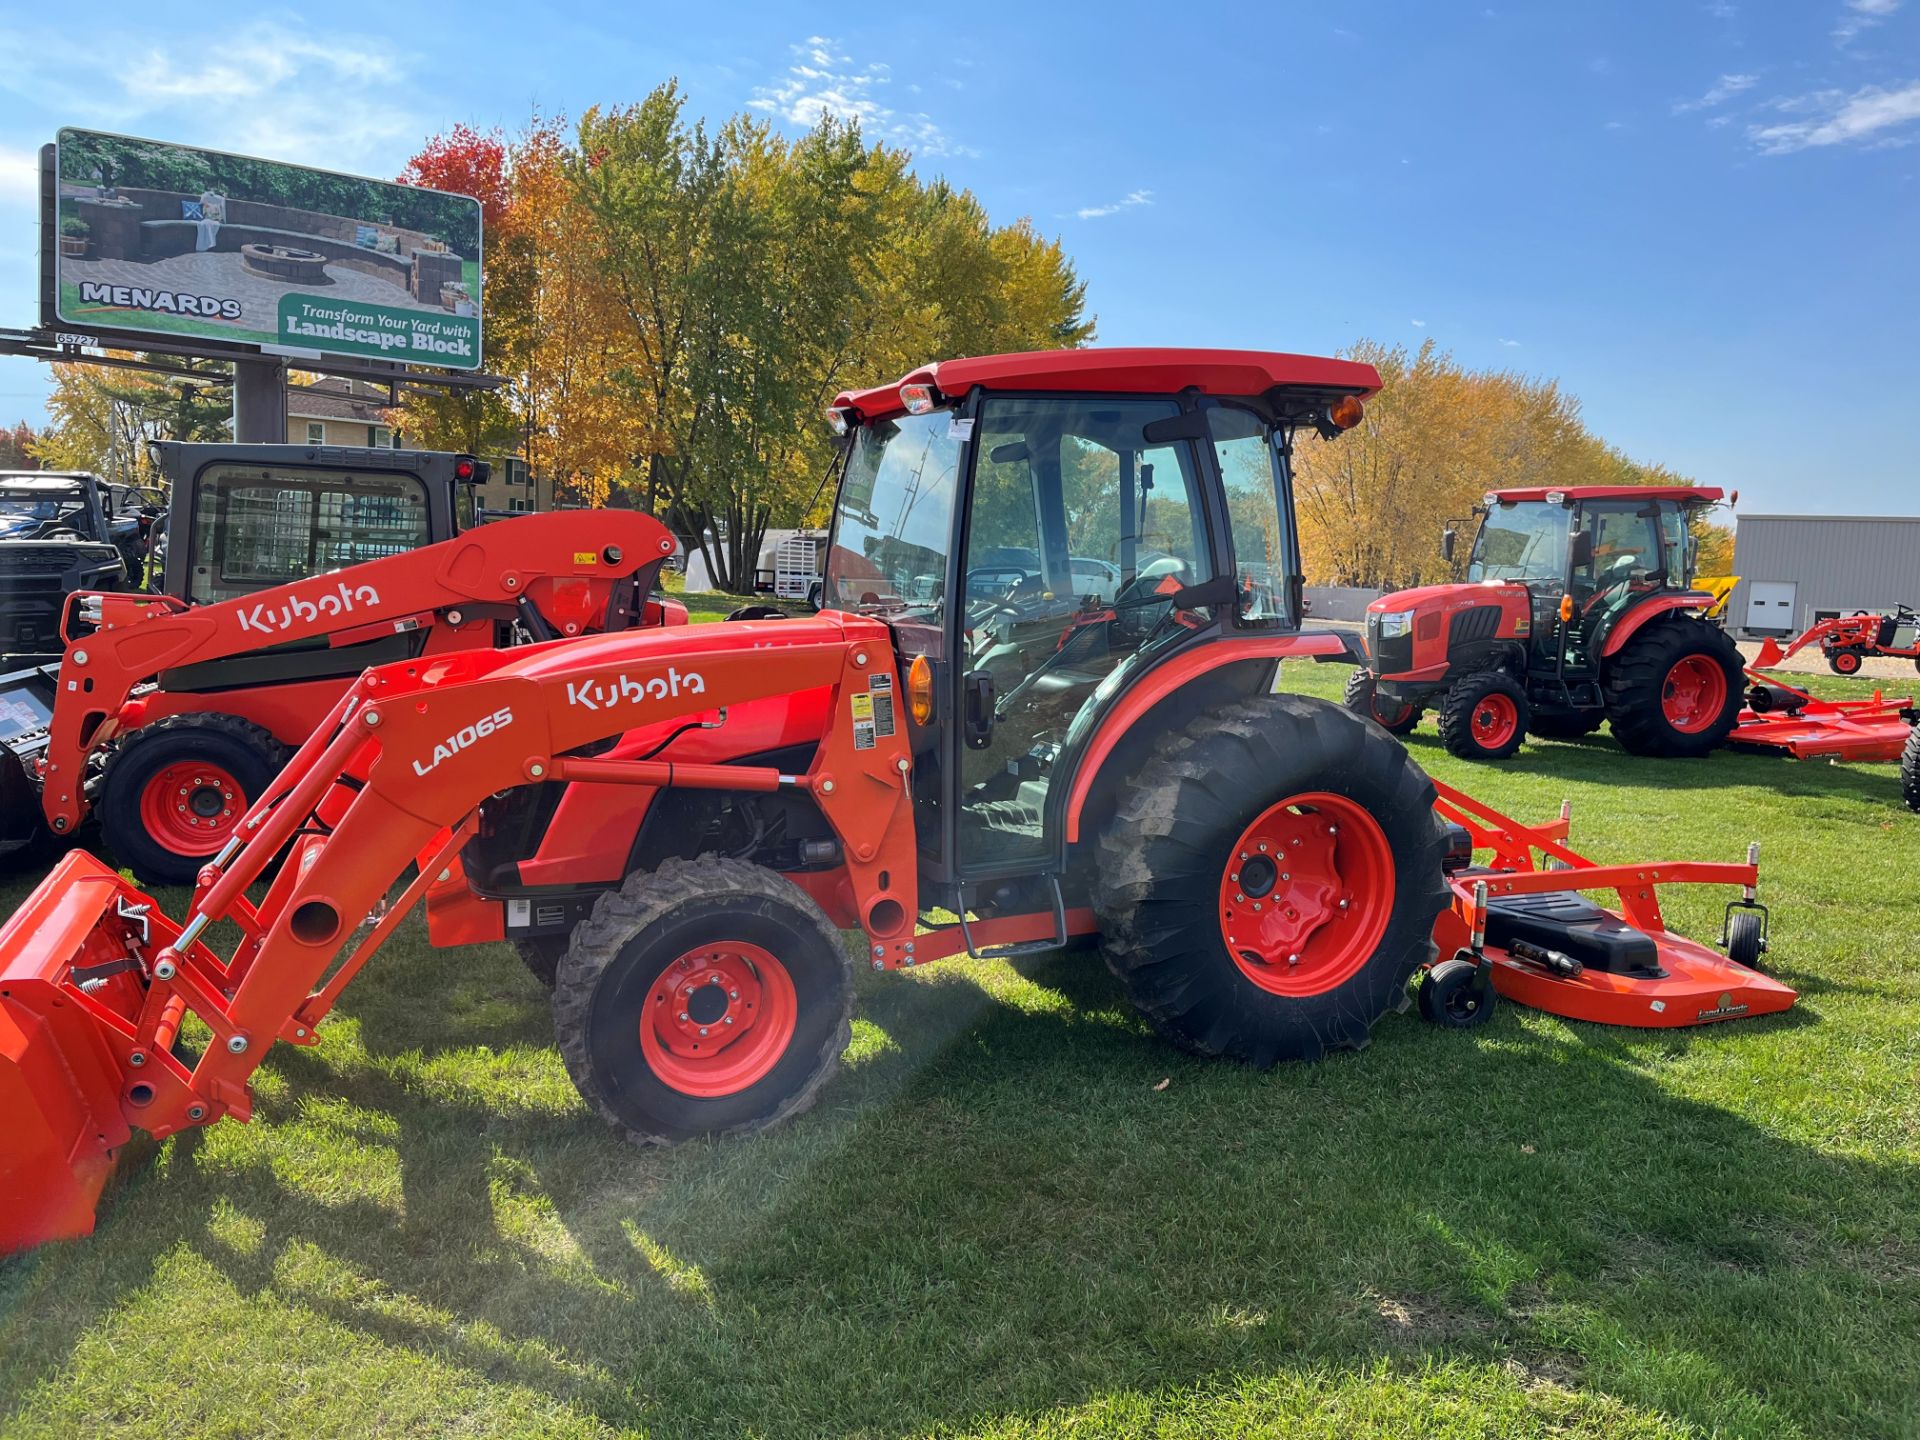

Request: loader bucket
left=1753, top=637, right=1786, bottom=668
left=0, top=852, right=147, bottom=1250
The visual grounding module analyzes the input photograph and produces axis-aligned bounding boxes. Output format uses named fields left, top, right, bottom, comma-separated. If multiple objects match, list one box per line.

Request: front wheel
left=1828, top=647, right=1865, bottom=676
left=553, top=857, right=853, bottom=1146
left=1418, top=957, right=1497, bottom=1028
left=1603, top=619, right=1744, bottom=757
left=1901, top=728, right=1920, bottom=814
left=1091, top=696, right=1447, bottom=1066
left=1344, top=669, right=1423, bottom=736
left=1438, top=671, right=1531, bottom=760
left=98, top=714, right=283, bottom=886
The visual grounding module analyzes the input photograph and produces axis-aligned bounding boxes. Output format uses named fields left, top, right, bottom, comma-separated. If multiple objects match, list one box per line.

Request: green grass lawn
left=1, top=630, right=1916, bottom=1438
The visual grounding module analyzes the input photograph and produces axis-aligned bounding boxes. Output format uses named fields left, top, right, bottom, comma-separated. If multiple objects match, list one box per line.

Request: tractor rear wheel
left=1828, top=647, right=1865, bottom=675
left=1901, top=728, right=1920, bottom=814
left=1603, top=619, right=1744, bottom=757
left=1344, top=669, right=1423, bottom=736
left=1529, top=712, right=1605, bottom=741
left=552, top=856, right=853, bottom=1146
left=98, top=714, right=283, bottom=886
left=1091, top=696, right=1447, bottom=1066
left=1438, top=671, right=1530, bottom=760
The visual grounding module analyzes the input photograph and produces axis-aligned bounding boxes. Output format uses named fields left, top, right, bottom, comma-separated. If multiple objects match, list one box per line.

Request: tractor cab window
left=1659, top=505, right=1690, bottom=585
left=1208, top=406, right=1293, bottom=623
left=823, top=410, right=964, bottom=626
left=1572, top=502, right=1661, bottom=603
left=1467, top=502, right=1568, bottom=586
left=186, top=464, right=430, bottom=604
left=957, top=396, right=1211, bottom=868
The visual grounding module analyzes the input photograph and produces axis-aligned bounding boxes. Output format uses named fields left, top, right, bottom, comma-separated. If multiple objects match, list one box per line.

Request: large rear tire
left=1090, top=696, right=1447, bottom=1066
left=552, top=857, right=853, bottom=1146
left=1603, top=618, right=1744, bottom=757
left=1902, top=728, right=1920, bottom=814
left=1438, top=670, right=1530, bottom=760
left=1344, top=668, right=1422, bottom=736
left=98, top=714, right=283, bottom=886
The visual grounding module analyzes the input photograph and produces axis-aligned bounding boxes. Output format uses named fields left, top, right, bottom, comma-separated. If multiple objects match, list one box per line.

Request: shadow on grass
left=4, top=938, right=1917, bottom=1438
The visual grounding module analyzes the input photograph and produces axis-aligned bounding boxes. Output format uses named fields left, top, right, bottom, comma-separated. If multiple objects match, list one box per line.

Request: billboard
left=51, top=128, right=482, bottom=369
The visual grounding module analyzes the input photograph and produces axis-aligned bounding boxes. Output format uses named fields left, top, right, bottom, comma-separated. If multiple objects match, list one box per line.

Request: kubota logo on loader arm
left=413, top=707, right=515, bottom=776
left=236, top=580, right=381, bottom=635
left=566, top=667, right=707, bottom=711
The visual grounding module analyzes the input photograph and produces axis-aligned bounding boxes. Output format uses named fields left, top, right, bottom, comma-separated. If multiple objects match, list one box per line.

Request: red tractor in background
left=0, top=443, right=683, bottom=884
left=1347, top=486, right=1745, bottom=759
left=1754, top=603, right=1920, bottom=675
left=0, top=349, right=1794, bottom=1253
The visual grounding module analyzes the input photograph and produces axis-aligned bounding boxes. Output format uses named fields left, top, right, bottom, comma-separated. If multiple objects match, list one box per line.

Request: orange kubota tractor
left=1348, top=486, right=1746, bottom=760
left=1754, top=603, right=1920, bottom=676
left=0, top=443, right=684, bottom=884
left=0, top=349, right=1793, bottom=1252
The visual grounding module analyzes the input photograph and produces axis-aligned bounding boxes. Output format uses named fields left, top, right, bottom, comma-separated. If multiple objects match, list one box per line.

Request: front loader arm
left=35, top=510, right=677, bottom=836
left=22, top=616, right=918, bottom=1149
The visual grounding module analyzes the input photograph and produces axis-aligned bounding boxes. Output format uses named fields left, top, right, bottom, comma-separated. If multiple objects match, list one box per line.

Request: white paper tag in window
left=948, top=417, right=974, bottom=441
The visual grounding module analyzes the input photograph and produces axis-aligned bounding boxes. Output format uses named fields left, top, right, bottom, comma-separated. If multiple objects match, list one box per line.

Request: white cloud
left=750, top=35, right=975, bottom=158
left=1674, top=73, right=1759, bottom=113
left=0, top=144, right=38, bottom=205
left=1411, top=318, right=1426, bottom=327
left=0, top=22, right=425, bottom=176
left=1706, top=1, right=1738, bottom=17
left=1835, top=0, right=1903, bottom=45
left=1499, top=338, right=1522, bottom=347
left=1750, top=80, right=1920, bottom=152
left=1074, top=188, right=1153, bottom=220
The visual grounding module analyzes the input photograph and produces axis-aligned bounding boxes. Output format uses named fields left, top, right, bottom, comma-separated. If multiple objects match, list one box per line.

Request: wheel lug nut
left=1235, top=892, right=1245, bottom=903
left=723, top=1016, right=734, bottom=1025
left=699, top=1026, right=709, bottom=1036
left=1288, top=953, right=1300, bottom=965
left=678, top=1011, right=689, bottom=1021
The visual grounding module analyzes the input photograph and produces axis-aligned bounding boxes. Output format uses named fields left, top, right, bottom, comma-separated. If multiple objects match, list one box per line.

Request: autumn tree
left=0, top=421, right=39, bottom=470
left=31, top=357, right=230, bottom=484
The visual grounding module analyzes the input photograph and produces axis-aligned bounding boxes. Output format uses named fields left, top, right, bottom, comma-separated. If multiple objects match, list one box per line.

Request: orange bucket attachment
left=0, top=852, right=155, bottom=1252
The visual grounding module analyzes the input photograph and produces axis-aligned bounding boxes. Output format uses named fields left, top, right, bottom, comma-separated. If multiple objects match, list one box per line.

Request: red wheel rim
left=1374, top=695, right=1416, bottom=729
left=137, top=761, right=248, bottom=857
left=638, top=941, right=798, bottom=1097
left=1470, top=694, right=1518, bottom=750
left=1661, top=655, right=1728, bottom=732
left=1835, top=650, right=1861, bottom=674
left=1218, top=792, right=1395, bottom=997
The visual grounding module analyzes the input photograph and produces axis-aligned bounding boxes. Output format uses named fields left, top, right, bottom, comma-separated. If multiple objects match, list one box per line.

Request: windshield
left=0, top=488, right=87, bottom=533
left=822, top=410, right=963, bottom=619
left=1467, top=501, right=1569, bottom=584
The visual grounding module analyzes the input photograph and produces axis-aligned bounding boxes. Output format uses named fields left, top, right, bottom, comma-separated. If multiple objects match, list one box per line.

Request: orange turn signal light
left=1558, top=594, right=1575, bottom=623
left=908, top=654, right=935, bottom=726
left=1328, top=395, right=1365, bottom=431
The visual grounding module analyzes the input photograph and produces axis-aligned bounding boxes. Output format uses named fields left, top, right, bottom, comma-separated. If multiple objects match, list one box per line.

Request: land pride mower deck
left=0, top=349, right=1797, bottom=1254
left=0, top=508, right=683, bottom=882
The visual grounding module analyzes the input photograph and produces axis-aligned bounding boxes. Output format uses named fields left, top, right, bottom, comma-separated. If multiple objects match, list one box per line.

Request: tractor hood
left=1367, top=580, right=1524, bottom=615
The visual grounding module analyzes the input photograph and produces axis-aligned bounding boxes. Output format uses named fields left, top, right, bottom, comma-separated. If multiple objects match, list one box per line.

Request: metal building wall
left=1728, top=516, right=1920, bottom=635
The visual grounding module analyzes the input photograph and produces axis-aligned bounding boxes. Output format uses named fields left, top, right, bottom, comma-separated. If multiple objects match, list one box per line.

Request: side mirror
left=1441, top=528, right=1457, bottom=564
left=1569, top=530, right=1593, bottom=569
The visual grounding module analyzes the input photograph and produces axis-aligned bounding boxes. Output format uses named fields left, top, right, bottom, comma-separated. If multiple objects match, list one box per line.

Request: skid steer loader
left=0, top=348, right=1792, bottom=1253
left=0, top=443, right=684, bottom=883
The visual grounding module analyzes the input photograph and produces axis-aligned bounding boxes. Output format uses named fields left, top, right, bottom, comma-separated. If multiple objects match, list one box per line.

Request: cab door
left=953, top=395, right=1213, bottom=875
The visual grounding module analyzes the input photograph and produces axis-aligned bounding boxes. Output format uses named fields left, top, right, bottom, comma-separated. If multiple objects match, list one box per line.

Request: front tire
left=1901, top=728, right=1920, bottom=814
left=1344, top=668, right=1422, bottom=736
left=1438, top=671, right=1530, bottom=760
left=98, top=714, right=283, bottom=885
left=1091, top=696, right=1447, bottom=1066
left=1603, top=618, right=1744, bottom=757
left=1828, top=647, right=1865, bottom=676
left=553, top=857, right=853, bottom=1146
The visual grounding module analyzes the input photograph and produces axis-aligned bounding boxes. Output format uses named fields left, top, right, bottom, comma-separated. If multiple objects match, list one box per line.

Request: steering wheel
left=966, top=568, right=1050, bottom=622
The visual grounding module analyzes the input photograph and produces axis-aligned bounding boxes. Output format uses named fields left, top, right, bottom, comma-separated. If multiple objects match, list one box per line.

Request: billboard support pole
left=231, top=356, right=287, bottom=444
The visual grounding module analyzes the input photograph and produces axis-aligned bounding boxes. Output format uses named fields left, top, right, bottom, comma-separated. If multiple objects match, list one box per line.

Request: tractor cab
left=147, top=441, right=485, bottom=603
left=820, top=349, right=1371, bottom=888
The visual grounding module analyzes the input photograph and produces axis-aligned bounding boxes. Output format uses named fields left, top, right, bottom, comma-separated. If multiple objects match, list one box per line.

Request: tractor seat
left=1481, top=888, right=1664, bottom=978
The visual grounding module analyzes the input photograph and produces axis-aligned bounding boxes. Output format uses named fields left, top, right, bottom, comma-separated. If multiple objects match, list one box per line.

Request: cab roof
left=1490, top=485, right=1724, bottom=505
left=832, top=347, right=1382, bottom=422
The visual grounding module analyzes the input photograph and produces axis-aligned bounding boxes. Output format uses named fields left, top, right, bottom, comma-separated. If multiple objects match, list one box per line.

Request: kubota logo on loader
left=237, top=580, right=380, bottom=635
left=412, top=707, right=515, bottom=776
left=566, top=667, right=707, bottom=711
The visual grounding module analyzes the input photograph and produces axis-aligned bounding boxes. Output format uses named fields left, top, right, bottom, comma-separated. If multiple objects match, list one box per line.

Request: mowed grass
left=2, top=617, right=1917, bottom=1439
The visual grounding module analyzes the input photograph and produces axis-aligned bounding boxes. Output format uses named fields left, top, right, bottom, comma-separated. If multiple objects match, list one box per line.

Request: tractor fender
left=1598, top=593, right=1713, bottom=658
left=1060, top=631, right=1355, bottom=845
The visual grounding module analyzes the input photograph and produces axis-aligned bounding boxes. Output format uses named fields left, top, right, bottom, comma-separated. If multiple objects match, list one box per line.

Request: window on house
left=370, top=425, right=392, bottom=449
left=305, top=422, right=325, bottom=445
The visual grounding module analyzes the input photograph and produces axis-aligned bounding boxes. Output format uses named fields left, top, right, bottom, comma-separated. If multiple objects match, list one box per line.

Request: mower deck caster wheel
left=1418, top=958, right=1497, bottom=1028
left=1724, top=909, right=1767, bottom=972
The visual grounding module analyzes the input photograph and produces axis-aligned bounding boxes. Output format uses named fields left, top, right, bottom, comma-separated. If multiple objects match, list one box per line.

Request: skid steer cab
left=0, top=441, right=684, bottom=884
left=2, top=348, right=1500, bottom=1248
left=1348, top=485, right=1746, bottom=760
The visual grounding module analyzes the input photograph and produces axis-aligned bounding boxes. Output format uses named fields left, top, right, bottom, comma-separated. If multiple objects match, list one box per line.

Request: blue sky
left=1, top=1, right=1915, bottom=515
